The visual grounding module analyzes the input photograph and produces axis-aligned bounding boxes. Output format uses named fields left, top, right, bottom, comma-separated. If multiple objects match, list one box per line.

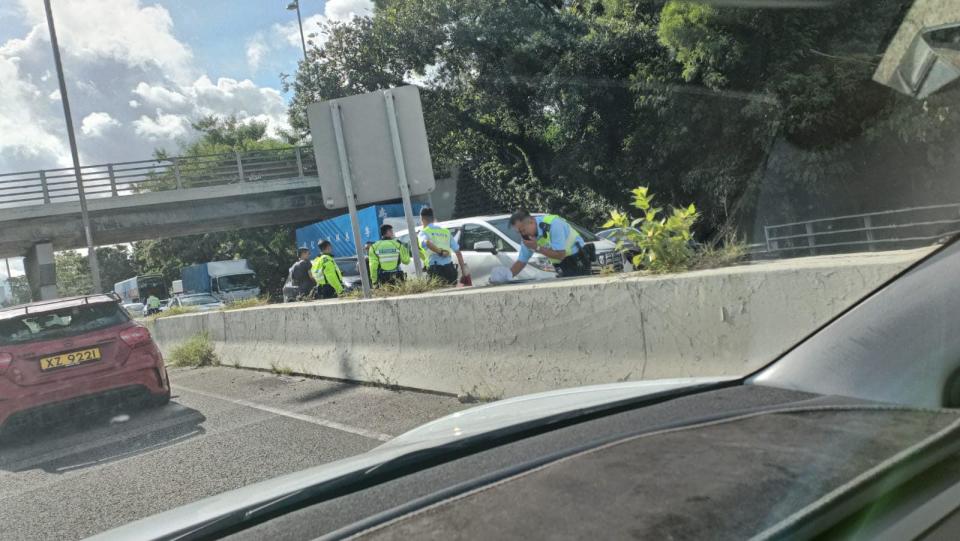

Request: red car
left=0, top=293, right=170, bottom=433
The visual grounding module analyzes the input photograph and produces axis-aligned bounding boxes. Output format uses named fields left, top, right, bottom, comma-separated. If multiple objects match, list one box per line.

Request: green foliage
left=5, top=276, right=32, bottom=306
left=55, top=251, right=94, bottom=297
left=222, top=297, right=271, bottom=311
left=342, top=276, right=448, bottom=299
left=168, top=332, right=218, bottom=368
left=134, top=116, right=302, bottom=299
left=52, top=247, right=141, bottom=298
left=95, top=246, right=139, bottom=294
left=603, top=186, right=699, bottom=272
left=286, top=0, right=945, bottom=237
left=147, top=306, right=197, bottom=321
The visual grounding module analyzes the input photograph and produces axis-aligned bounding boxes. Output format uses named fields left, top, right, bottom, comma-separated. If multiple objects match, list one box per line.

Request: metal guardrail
left=0, top=146, right=318, bottom=209
left=762, top=203, right=960, bottom=255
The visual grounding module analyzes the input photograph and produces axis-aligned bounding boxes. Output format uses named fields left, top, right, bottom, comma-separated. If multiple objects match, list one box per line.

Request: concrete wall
left=150, top=250, right=924, bottom=398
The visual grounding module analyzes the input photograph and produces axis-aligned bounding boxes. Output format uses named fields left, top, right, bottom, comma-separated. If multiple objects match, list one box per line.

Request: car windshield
left=179, top=295, right=220, bottom=306
left=0, top=302, right=128, bottom=346
left=216, top=274, right=257, bottom=292
left=336, top=259, right=360, bottom=276
left=2, top=1, right=960, bottom=539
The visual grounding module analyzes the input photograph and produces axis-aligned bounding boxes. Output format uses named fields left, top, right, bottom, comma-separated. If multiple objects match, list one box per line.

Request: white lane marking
left=173, top=384, right=393, bottom=442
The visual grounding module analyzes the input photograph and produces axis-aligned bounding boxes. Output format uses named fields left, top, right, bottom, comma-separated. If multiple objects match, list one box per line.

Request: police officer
left=369, top=224, right=411, bottom=287
left=311, top=240, right=345, bottom=299
left=144, top=293, right=162, bottom=315
left=418, top=207, right=464, bottom=285
left=509, top=210, right=591, bottom=278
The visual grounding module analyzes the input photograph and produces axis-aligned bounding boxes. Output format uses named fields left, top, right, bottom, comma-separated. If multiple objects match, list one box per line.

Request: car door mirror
left=876, top=19, right=960, bottom=99
left=474, top=240, right=497, bottom=253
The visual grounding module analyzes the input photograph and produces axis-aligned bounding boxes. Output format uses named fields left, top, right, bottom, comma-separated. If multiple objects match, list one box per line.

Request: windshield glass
left=0, top=303, right=128, bottom=345
left=336, top=259, right=360, bottom=276
left=2, top=1, right=960, bottom=539
left=216, top=274, right=257, bottom=292
left=180, top=295, right=220, bottom=306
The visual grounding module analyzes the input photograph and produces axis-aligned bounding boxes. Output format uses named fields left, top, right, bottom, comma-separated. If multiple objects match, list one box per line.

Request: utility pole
left=287, top=0, right=308, bottom=62
left=44, top=0, right=102, bottom=293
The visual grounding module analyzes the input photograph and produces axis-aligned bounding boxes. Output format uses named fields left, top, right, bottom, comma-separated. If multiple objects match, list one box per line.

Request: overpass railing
left=0, top=146, right=317, bottom=208
left=762, top=203, right=960, bottom=255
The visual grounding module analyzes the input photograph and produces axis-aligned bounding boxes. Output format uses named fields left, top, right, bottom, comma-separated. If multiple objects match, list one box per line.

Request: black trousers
left=377, top=270, right=405, bottom=286
left=316, top=284, right=338, bottom=299
left=427, top=263, right=458, bottom=285
left=555, top=251, right=591, bottom=277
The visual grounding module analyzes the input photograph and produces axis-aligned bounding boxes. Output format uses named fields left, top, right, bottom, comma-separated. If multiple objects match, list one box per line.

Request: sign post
left=307, top=85, right=437, bottom=291
left=329, top=103, right=373, bottom=299
left=383, top=89, right=424, bottom=278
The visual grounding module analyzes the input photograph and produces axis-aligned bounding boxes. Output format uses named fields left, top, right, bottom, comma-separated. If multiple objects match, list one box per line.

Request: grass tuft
left=222, top=297, right=270, bottom=311
left=343, top=276, right=449, bottom=299
left=168, top=332, right=218, bottom=368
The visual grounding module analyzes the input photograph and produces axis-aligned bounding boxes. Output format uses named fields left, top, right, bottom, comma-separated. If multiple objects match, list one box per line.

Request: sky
left=0, top=0, right=372, bottom=173
left=0, top=0, right=373, bottom=279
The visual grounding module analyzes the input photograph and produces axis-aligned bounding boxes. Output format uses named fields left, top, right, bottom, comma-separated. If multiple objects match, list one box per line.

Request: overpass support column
left=24, top=242, right=58, bottom=301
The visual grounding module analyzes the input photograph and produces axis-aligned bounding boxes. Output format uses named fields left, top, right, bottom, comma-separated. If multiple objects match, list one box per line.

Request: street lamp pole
left=43, top=0, right=102, bottom=295
left=287, top=0, right=308, bottom=62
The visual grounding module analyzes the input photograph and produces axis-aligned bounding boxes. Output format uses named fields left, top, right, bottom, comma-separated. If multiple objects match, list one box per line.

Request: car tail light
left=120, top=326, right=152, bottom=348
left=0, top=352, right=12, bottom=374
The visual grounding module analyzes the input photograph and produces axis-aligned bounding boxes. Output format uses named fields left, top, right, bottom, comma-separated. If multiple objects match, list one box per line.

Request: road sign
left=307, top=86, right=436, bottom=209
left=306, top=86, right=434, bottom=297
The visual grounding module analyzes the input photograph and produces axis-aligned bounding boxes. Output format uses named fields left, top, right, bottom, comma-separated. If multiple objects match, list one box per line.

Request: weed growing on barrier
left=222, top=297, right=270, bottom=311
left=694, top=234, right=749, bottom=270
left=343, top=276, right=449, bottom=299
left=146, top=306, right=197, bottom=321
left=169, top=332, right=218, bottom=368
left=603, top=186, right=699, bottom=272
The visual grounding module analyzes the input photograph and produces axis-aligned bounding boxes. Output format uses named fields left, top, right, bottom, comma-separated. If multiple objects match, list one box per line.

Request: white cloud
left=15, top=0, right=194, bottom=83
left=0, top=0, right=293, bottom=173
left=133, top=81, right=187, bottom=108
left=246, top=33, right=268, bottom=71
left=323, top=0, right=374, bottom=23
left=80, top=112, right=120, bottom=137
left=256, top=0, right=374, bottom=66
left=132, top=110, right=189, bottom=140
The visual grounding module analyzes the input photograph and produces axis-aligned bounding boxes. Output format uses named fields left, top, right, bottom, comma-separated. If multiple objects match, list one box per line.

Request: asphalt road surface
left=0, top=367, right=467, bottom=541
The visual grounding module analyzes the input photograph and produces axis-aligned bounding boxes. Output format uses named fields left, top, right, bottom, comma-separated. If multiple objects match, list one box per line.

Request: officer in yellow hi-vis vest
left=509, top=209, right=592, bottom=278
left=368, top=224, right=411, bottom=286
left=311, top=240, right=344, bottom=299
left=418, top=207, right=465, bottom=285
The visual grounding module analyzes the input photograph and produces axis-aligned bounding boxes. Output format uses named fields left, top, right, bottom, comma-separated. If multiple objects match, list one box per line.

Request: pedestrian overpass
left=0, top=146, right=338, bottom=298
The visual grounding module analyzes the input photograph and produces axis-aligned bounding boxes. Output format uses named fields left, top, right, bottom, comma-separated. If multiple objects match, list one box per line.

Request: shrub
left=168, top=332, right=218, bottom=368
left=603, top=186, right=699, bottom=272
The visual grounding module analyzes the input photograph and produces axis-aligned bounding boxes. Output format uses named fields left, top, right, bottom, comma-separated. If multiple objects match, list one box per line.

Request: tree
left=5, top=276, right=31, bottom=306
left=286, top=0, right=946, bottom=242
left=56, top=251, right=93, bottom=297
left=95, top=246, right=139, bottom=294
left=133, top=116, right=305, bottom=300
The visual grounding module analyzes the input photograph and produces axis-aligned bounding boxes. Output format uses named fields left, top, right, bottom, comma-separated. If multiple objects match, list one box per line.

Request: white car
left=166, top=294, right=226, bottom=312
left=396, top=214, right=622, bottom=286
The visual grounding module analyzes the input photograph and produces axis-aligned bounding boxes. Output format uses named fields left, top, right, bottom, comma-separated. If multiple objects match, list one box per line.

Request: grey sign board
left=307, top=85, right=436, bottom=209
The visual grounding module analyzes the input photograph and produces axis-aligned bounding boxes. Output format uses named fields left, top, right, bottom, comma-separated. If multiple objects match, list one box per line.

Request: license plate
left=39, top=347, right=102, bottom=371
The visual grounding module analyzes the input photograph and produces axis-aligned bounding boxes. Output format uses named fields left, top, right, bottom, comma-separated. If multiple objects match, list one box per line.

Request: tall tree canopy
left=285, top=0, right=957, bottom=240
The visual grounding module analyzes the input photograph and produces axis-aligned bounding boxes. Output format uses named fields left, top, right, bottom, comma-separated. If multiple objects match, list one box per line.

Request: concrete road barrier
left=149, top=250, right=925, bottom=399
